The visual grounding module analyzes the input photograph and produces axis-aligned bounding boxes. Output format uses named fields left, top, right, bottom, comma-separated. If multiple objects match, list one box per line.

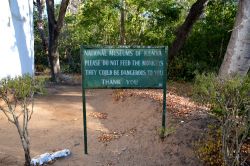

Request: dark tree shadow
left=8, top=0, right=33, bottom=75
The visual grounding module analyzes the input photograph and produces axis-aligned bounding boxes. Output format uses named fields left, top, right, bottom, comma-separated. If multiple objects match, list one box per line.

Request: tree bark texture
left=13, top=112, right=31, bottom=166
left=219, top=0, right=250, bottom=77
left=168, top=0, right=208, bottom=62
left=46, top=0, right=69, bottom=82
left=120, top=0, right=126, bottom=45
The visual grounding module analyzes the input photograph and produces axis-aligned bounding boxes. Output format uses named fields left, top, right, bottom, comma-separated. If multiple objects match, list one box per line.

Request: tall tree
left=46, top=0, right=70, bottom=82
left=168, top=0, right=209, bottom=62
left=35, top=0, right=69, bottom=81
left=219, top=0, right=250, bottom=77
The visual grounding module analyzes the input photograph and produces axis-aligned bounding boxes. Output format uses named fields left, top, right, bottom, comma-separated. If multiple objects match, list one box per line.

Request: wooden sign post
left=81, top=46, right=168, bottom=154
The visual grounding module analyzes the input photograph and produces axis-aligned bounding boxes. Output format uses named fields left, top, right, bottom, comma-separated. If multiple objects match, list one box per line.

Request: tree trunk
left=48, top=46, right=60, bottom=81
left=219, top=0, right=250, bottom=77
left=23, top=140, right=31, bottom=166
left=46, top=0, right=69, bottom=82
left=120, top=0, right=126, bottom=45
left=168, top=0, right=209, bottom=62
left=13, top=115, right=31, bottom=166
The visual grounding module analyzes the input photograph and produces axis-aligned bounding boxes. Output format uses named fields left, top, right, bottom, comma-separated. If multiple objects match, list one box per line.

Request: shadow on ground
left=0, top=85, right=216, bottom=166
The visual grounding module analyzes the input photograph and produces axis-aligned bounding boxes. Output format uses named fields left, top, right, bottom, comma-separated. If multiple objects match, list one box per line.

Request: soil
left=0, top=84, right=215, bottom=166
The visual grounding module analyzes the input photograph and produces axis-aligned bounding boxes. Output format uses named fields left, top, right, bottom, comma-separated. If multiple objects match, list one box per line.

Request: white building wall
left=0, top=0, right=34, bottom=79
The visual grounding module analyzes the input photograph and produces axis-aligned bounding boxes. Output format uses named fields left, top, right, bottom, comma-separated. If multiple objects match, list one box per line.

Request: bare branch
left=28, top=94, right=34, bottom=121
left=0, top=106, right=15, bottom=123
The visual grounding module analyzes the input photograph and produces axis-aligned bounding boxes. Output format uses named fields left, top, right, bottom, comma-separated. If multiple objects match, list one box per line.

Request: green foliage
left=34, top=0, right=238, bottom=80
left=194, top=73, right=250, bottom=117
left=51, top=0, right=183, bottom=74
left=0, top=75, right=45, bottom=165
left=125, top=0, right=183, bottom=45
left=195, top=125, right=225, bottom=166
left=0, top=75, right=45, bottom=100
left=34, top=10, right=49, bottom=73
left=169, top=0, right=237, bottom=80
left=75, top=0, right=119, bottom=45
left=159, top=126, right=176, bottom=139
left=194, top=73, right=250, bottom=165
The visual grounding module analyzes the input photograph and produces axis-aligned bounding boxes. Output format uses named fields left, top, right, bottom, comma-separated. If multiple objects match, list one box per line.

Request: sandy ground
left=0, top=85, right=213, bottom=166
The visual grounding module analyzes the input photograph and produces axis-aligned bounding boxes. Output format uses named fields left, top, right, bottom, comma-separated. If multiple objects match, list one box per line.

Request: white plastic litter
left=31, top=149, right=71, bottom=165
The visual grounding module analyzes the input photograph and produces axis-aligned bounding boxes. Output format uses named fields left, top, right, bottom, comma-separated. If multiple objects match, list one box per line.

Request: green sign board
left=81, top=46, right=168, bottom=154
left=81, top=47, right=167, bottom=89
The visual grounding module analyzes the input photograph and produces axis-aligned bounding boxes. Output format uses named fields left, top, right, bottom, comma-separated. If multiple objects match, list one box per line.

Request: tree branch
left=56, top=0, right=70, bottom=33
left=168, top=0, right=209, bottom=62
left=0, top=105, right=14, bottom=123
left=46, top=0, right=56, bottom=42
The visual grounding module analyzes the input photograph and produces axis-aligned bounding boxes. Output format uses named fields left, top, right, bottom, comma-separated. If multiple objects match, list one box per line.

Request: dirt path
left=0, top=85, right=212, bottom=166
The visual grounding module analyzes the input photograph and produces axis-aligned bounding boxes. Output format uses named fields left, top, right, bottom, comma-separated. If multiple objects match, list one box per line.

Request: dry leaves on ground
left=98, top=127, right=137, bottom=143
left=98, top=132, right=122, bottom=143
left=89, top=112, right=108, bottom=119
left=112, top=83, right=209, bottom=117
left=241, top=140, right=250, bottom=162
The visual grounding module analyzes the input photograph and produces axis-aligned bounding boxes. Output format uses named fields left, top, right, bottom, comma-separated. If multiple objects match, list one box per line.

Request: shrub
left=194, top=73, right=250, bottom=166
left=195, top=125, right=225, bottom=166
left=0, top=75, right=45, bottom=166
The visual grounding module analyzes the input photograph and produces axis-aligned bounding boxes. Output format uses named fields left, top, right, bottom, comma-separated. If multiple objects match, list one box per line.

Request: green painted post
left=82, top=88, right=88, bottom=154
left=161, top=47, right=168, bottom=137
left=162, top=87, right=167, bottom=128
left=81, top=47, right=88, bottom=154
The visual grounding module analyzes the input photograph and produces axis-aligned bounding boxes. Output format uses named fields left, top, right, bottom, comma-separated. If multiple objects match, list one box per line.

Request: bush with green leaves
left=194, top=73, right=250, bottom=166
left=0, top=75, right=45, bottom=166
left=195, top=125, right=225, bottom=166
